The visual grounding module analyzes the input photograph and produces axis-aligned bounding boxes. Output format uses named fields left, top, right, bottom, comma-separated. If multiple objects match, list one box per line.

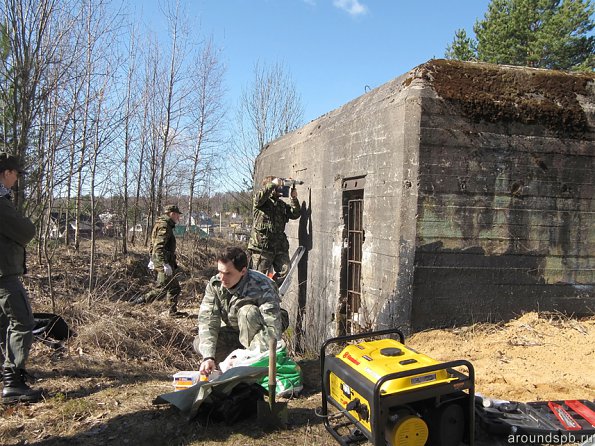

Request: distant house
left=129, top=223, right=144, bottom=234
left=229, top=229, right=249, bottom=242
left=228, top=211, right=244, bottom=230
left=226, top=212, right=249, bottom=241
left=99, top=211, right=122, bottom=237
left=189, top=211, right=215, bottom=235
left=49, top=212, right=101, bottom=239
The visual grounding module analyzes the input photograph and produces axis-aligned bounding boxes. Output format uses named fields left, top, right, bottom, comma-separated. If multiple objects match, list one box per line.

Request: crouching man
left=193, top=246, right=284, bottom=378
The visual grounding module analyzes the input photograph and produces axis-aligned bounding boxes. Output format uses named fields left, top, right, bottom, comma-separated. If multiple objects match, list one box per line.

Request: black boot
left=2, top=367, right=42, bottom=404
left=168, top=303, right=188, bottom=318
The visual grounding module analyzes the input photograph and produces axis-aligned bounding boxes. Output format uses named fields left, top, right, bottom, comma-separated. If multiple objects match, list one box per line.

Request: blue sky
left=135, top=0, right=492, bottom=123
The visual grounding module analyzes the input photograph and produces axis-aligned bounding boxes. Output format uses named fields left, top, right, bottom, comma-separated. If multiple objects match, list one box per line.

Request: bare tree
left=119, top=21, right=140, bottom=253
left=0, top=0, right=76, bottom=209
left=186, top=36, right=225, bottom=228
left=129, top=53, right=153, bottom=246
left=78, top=1, right=126, bottom=296
left=231, top=61, right=304, bottom=196
left=128, top=0, right=195, bottom=245
left=136, top=35, right=162, bottom=245
left=88, top=74, right=120, bottom=298
left=72, top=0, right=95, bottom=251
left=154, top=0, right=190, bottom=217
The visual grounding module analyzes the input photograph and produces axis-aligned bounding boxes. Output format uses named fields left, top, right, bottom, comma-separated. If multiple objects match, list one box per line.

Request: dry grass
left=0, top=238, right=593, bottom=446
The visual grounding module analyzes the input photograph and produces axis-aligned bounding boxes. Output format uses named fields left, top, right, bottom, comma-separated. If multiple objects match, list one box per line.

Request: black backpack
left=198, top=382, right=265, bottom=425
left=33, top=312, right=73, bottom=348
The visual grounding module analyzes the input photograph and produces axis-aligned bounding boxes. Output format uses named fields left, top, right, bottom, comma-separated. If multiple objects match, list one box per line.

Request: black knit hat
left=0, top=152, right=26, bottom=174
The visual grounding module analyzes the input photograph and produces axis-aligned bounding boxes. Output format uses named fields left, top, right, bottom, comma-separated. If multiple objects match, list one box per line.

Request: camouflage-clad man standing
left=0, top=152, right=43, bottom=404
left=247, top=176, right=300, bottom=284
left=193, top=246, right=283, bottom=377
left=132, top=204, right=185, bottom=317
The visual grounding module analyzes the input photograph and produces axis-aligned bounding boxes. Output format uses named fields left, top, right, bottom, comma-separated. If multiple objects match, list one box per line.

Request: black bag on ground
left=198, top=382, right=265, bottom=425
left=33, top=313, right=73, bottom=347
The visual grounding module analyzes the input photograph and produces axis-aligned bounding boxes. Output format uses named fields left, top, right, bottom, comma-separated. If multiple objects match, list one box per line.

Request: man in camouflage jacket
left=247, top=176, right=300, bottom=284
left=193, top=246, right=283, bottom=377
left=133, top=204, right=185, bottom=317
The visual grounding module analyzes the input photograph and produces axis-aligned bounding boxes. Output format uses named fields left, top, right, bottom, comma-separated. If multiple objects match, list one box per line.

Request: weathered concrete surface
left=254, top=59, right=594, bottom=348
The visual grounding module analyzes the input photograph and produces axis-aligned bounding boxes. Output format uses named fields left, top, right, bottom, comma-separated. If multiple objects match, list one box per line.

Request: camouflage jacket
left=150, top=214, right=177, bottom=269
left=197, top=269, right=282, bottom=358
left=247, top=182, right=300, bottom=253
left=0, top=190, right=35, bottom=278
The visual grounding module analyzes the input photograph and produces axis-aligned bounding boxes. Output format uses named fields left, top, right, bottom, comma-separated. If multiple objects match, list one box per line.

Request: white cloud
left=333, top=0, right=368, bottom=16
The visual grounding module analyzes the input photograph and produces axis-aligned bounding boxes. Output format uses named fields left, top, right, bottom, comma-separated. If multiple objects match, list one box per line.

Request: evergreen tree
left=445, top=29, right=477, bottom=61
left=445, top=0, right=595, bottom=71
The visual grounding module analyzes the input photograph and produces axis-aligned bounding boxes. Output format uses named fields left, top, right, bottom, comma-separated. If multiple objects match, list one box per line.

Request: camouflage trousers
left=144, top=270, right=181, bottom=311
left=0, top=276, right=35, bottom=370
left=193, top=305, right=289, bottom=363
left=248, top=250, right=291, bottom=285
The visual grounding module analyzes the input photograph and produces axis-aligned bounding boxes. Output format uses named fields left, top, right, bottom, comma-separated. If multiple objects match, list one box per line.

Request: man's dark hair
left=0, top=152, right=24, bottom=174
left=217, top=247, right=248, bottom=271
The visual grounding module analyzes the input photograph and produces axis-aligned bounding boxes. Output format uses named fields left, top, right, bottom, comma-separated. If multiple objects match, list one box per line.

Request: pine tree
left=445, top=0, right=595, bottom=71
left=445, top=29, right=477, bottom=61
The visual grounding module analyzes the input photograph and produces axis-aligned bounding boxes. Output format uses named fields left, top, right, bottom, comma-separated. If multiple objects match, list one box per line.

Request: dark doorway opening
left=339, top=176, right=365, bottom=335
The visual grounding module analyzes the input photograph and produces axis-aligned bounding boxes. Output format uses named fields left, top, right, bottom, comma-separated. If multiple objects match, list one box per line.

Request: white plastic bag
left=219, top=344, right=266, bottom=372
left=219, top=340, right=303, bottom=397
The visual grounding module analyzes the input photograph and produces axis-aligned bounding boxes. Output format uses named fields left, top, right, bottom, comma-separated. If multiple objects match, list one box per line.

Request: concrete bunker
left=254, top=59, right=594, bottom=350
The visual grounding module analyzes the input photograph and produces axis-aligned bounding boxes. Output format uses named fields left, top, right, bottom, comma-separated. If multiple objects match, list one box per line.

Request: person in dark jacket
left=0, top=152, right=42, bottom=404
left=247, top=176, right=300, bottom=285
left=130, top=204, right=186, bottom=317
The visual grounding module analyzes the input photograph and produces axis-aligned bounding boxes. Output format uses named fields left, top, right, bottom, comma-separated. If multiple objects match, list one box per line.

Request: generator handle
left=319, top=328, right=405, bottom=423
left=373, top=359, right=475, bottom=394
left=320, top=327, right=405, bottom=360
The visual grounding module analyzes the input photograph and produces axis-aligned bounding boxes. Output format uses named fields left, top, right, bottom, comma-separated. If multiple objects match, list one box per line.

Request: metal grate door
left=346, top=198, right=363, bottom=333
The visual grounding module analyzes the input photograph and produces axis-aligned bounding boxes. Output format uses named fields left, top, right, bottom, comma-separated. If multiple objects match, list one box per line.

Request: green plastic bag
left=219, top=340, right=303, bottom=397
left=251, top=344, right=303, bottom=397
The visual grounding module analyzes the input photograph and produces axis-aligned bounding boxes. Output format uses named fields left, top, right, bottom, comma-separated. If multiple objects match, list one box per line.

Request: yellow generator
left=320, top=329, right=475, bottom=446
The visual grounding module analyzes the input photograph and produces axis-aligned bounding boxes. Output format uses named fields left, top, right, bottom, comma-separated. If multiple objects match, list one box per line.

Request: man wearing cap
left=131, top=204, right=186, bottom=317
left=0, top=152, right=43, bottom=403
left=247, top=176, right=300, bottom=285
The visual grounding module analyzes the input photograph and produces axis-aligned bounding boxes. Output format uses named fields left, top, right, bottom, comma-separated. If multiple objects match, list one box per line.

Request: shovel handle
left=268, top=337, right=277, bottom=407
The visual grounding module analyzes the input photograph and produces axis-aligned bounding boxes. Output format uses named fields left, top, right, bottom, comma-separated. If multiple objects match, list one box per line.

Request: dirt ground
left=0, top=240, right=593, bottom=446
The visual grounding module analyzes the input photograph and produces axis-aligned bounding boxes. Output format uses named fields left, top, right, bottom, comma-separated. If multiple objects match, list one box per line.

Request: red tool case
left=476, top=398, right=595, bottom=440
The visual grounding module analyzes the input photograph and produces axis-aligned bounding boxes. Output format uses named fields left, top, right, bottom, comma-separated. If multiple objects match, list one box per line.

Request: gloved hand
left=147, top=260, right=155, bottom=270
left=163, top=264, right=173, bottom=276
